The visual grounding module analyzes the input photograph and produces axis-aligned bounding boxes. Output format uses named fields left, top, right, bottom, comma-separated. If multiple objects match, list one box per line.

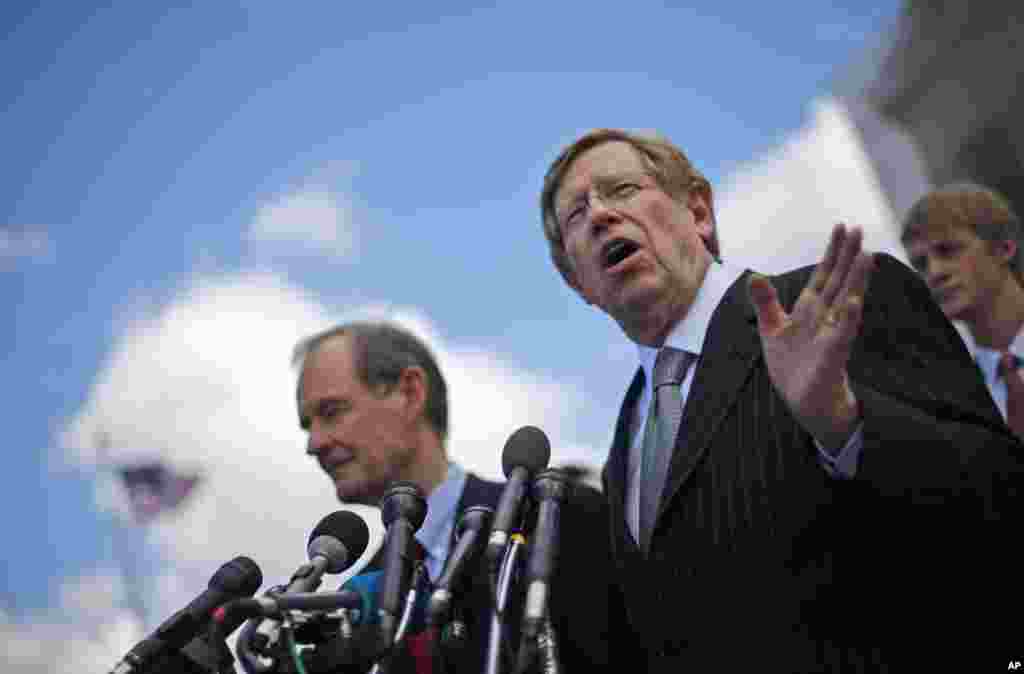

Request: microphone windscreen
left=209, top=556, right=263, bottom=597
left=309, top=510, right=371, bottom=571
left=502, top=426, right=551, bottom=477
left=380, top=481, right=428, bottom=529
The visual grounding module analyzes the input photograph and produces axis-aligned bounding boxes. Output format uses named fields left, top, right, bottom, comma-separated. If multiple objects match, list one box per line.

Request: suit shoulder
left=459, top=472, right=504, bottom=510
left=565, top=481, right=610, bottom=523
left=766, top=252, right=916, bottom=301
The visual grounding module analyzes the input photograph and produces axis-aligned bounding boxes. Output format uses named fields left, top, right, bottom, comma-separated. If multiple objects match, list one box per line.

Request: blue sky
left=1, top=1, right=907, bottom=668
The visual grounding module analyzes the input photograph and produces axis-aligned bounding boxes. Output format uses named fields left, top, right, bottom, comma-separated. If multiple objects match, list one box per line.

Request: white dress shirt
left=971, top=327, right=1024, bottom=422
left=415, top=461, right=468, bottom=581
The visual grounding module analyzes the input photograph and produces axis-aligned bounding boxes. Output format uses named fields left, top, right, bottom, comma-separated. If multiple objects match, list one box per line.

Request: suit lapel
left=605, top=367, right=646, bottom=559
left=457, top=473, right=502, bottom=511
left=448, top=473, right=502, bottom=554
left=658, top=271, right=762, bottom=521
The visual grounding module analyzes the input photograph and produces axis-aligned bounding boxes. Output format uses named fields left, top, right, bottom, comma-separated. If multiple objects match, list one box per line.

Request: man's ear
left=992, top=238, right=1018, bottom=267
left=688, top=187, right=717, bottom=256
left=396, top=366, right=428, bottom=421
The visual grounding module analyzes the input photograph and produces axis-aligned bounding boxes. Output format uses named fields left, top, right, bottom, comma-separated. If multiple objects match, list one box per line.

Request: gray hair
left=292, top=321, right=449, bottom=439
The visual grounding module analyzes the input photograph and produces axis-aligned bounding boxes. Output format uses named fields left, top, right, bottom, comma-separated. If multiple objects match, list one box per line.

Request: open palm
left=748, top=225, right=875, bottom=449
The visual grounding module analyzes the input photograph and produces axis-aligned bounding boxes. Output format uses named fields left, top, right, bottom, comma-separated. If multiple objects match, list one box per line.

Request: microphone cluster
left=107, top=425, right=567, bottom=674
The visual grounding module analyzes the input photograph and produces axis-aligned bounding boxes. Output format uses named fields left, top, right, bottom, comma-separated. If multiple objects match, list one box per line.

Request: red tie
left=999, top=352, right=1024, bottom=439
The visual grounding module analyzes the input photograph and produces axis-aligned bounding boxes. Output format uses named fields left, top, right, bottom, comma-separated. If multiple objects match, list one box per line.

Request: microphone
left=108, top=556, right=262, bottom=674
left=220, top=588, right=364, bottom=619
left=376, top=481, right=428, bottom=651
left=247, top=509, right=371, bottom=652
left=294, top=509, right=372, bottom=593
left=516, top=469, right=569, bottom=673
left=485, top=426, right=551, bottom=576
left=151, top=602, right=255, bottom=674
left=426, top=506, right=493, bottom=626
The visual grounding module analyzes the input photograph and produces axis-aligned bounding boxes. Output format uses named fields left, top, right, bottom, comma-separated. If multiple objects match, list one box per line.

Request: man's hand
left=748, top=224, right=875, bottom=451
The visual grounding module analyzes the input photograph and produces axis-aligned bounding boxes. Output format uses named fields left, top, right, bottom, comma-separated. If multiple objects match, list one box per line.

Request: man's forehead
left=300, top=336, right=355, bottom=397
left=557, top=141, right=646, bottom=202
left=903, top=222, right=971, bottom=246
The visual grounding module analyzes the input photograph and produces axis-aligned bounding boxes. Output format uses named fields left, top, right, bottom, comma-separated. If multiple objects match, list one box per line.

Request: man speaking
left=537, top=128, right=1021, bottom=671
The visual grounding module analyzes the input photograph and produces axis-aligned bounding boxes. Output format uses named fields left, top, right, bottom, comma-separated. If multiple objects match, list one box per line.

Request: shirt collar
left=975, top=325, right=1024, bottom=381
left=415, top=461, right=467, bottom=559
left=637, top=260, right=746, bottom=381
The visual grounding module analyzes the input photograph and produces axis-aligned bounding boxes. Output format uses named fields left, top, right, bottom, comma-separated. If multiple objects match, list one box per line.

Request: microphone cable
left=485, top=532, right=527, bottom=674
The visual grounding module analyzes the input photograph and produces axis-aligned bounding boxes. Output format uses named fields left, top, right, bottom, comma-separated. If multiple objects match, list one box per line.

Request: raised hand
left=747, top=224, right=875, bottom=451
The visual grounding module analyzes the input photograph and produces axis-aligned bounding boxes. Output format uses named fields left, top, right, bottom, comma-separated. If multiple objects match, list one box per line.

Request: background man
left=901, top=183, right=1024, bottom=437
left=539, top=129, right=1020, bottom=671
left=293, top=320, right=619, bottom=672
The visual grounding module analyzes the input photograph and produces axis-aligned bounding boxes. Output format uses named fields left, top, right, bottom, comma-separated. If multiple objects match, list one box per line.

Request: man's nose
left=587, top=193, right=619, bottom=234
left=306, top=423, right=329, bottom=456
left=925, top=257, right=948, bottom=284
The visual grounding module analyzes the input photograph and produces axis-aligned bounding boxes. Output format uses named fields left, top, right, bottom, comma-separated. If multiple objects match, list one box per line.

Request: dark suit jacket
left=603, top=254, right=1021, bottom=673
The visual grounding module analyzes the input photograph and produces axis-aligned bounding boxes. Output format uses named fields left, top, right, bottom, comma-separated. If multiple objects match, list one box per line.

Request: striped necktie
left=639, top=347, right=695, bottom=552
left=999, top=352, right=1024, bottom=440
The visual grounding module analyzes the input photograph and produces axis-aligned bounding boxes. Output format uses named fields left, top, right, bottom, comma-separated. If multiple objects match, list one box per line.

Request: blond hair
left=901, top=182, right=1022, bottom=279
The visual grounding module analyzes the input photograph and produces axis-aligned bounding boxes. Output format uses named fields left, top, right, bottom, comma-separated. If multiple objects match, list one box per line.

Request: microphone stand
left=485, top=533, right=526, bottom=674
left=535, top=617, right=561, bottom=674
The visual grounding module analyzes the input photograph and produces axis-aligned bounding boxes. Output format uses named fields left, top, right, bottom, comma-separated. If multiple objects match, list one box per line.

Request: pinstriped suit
left=603, top=254, right=1021, bottom=672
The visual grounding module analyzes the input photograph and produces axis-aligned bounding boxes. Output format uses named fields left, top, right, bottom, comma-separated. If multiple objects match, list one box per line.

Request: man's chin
left=940, top=300, right=969, bottom=323
left=602, top=275, right=663, bottom=313
left=334, top=481, right=381, bottom=507
left=605, top=279, right=678, bottom=325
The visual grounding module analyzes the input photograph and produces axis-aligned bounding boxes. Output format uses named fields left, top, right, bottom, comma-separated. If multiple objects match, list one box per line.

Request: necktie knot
left=653, top=347, right=694, bottom=389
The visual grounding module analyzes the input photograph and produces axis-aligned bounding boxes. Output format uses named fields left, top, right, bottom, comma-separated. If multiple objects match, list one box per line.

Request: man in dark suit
left=538, top=128, right=1021, bottom=671
left=292, top=320, right=618, bottom=672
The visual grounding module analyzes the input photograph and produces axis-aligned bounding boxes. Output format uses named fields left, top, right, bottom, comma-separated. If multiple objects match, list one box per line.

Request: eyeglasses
left=557, top=173, right=653, bottom=238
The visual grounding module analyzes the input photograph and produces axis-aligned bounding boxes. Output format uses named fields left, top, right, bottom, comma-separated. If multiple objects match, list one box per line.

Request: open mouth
left=601, top=238, right=640, bottom=270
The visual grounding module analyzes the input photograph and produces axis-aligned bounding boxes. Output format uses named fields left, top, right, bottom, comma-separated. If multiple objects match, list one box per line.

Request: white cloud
left=716, top=97, right=906, bottom=274
left=0, top=225, right=53, bottom=266
left=57, top=271, right=601, bottom=629
left=0, top=570, right=143, bottom=674
left=246, top=186, right=358, bottom=259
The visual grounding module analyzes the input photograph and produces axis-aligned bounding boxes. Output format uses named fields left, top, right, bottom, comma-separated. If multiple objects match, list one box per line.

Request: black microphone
left=108, top=556, right=262, bottom=674
left=516, top=469, right=569, bottom=672
left=220, top=588, right=364, bottom=620
left=426, top=505, right=493, bottom=626
left=485, top=426, right=551, bottom=576
left=248, top=509, right=371, bottom=651
left=376, top=481, right=428, bottom=651
left=295, top=509, right=372, bottom=592
left=150, top=603, right=254, bottom=674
